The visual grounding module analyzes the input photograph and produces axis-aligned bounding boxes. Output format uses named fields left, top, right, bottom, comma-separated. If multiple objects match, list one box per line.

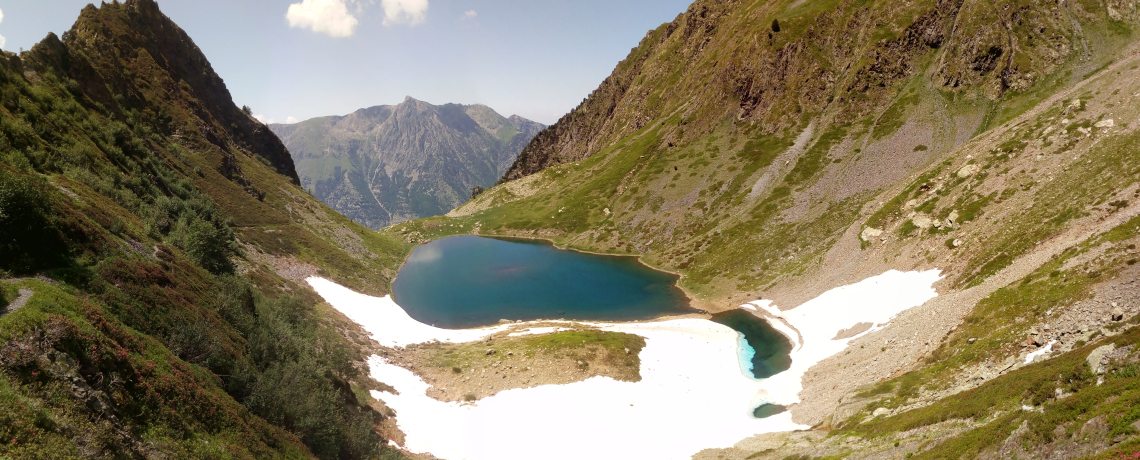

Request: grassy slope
left=409, top=0, right=1139, bottom=302
left=0, top=1, right=409, bottom=458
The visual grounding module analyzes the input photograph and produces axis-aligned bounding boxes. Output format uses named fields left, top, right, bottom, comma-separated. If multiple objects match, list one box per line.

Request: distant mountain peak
left=271, top=100, right=544, bottom=229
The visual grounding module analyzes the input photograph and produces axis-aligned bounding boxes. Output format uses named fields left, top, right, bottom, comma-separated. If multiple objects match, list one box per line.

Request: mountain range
left=271, top=99, right=543, bottom=229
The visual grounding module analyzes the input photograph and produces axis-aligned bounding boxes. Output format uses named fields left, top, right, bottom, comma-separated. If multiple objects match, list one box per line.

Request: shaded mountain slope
left=0, top=1, right=410, bottom=458
left=271, top=98, right=543, bottom=229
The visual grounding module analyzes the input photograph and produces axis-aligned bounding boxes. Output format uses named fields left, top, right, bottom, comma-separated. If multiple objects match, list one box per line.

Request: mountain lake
left=392, top=235, right=695, bottom=328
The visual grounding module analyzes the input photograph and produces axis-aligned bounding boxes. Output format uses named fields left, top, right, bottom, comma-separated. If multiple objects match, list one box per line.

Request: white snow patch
left=744, top=270, right=942, bottom=407
left=306, top=278, right=511, bottom=347
left=739, top=303, right=757, bottom=311
left=307, top=269, right=941, bottom=460
left=1025, top=341, right=1057, bottom=364
left=365, top=320, right=800, bottom=460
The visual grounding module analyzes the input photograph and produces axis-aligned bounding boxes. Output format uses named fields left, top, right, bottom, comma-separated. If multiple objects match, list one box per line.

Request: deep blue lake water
left=391, top=236, right=695, bottom=329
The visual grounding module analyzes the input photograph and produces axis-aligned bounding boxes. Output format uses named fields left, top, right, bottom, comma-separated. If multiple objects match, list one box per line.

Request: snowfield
left=307, top=269, right=941, bottom=460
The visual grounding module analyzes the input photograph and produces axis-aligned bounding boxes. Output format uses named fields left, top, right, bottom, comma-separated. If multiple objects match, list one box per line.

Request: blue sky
left=0, top=0, right=693, bottom=124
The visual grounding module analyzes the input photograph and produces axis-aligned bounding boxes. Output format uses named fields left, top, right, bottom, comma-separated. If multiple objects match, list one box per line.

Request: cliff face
left=272, top=97, right=543, bottom=229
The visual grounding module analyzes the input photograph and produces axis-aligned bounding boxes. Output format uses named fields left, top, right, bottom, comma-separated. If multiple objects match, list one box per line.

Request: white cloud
left=287, top=0, right=359, bottom=38
left=253, top=114, right=272, bottom=124
left=461, top=10, right=477, bottom=20
left=0, top=8, right=6, bottom=50
left=381, top=0, right=428, bottom=26
left=286, top=116, right=300, bottom=124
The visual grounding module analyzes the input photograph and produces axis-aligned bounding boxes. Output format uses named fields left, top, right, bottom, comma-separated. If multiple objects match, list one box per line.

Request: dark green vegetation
left=0, top=1, right=409, bottom=458
left=271, top=99, right=544, bottom=229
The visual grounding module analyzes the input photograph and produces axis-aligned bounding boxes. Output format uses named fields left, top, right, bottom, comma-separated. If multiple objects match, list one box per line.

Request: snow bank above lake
left=306, top=269, right=940, bottom=460
left=307, top=278, right=509, bottom=347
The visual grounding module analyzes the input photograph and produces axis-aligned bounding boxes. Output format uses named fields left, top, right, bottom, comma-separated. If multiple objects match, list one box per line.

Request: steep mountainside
left=461, top=0, right=1140, bottom=299
left=271, top=99, right=543, bottom=229
left=0, top=1, right=410, bottom=458
left=386, top=0, right=1140, bottom=457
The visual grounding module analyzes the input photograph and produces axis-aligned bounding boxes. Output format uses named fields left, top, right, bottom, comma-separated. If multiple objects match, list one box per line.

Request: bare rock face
left=272, top=98, right=543, bottom=229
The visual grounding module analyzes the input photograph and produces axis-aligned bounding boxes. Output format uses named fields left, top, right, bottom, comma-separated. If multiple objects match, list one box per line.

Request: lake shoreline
left=402, top=230, right=726, bottom=313
left=391, top=235, right=697, bottom=329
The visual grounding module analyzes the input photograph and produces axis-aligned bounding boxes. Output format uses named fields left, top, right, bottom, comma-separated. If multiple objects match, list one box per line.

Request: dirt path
left=1, top=289, right=34, bottom=317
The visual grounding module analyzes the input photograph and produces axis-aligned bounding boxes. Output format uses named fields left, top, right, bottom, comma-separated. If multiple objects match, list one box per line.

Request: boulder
left=912, top=215, right=934, bottom=229
left=861, top=227, right=883, bottom=241
left=1094, top=119, right=1115, bottom=129
left=956, top=164, right=980, bottom=178
left=1087, top=344, right=1115, bottom=374
left=1112, top=308, right=1125, bottom=322
left=872, top=407, right=891, bottom=417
